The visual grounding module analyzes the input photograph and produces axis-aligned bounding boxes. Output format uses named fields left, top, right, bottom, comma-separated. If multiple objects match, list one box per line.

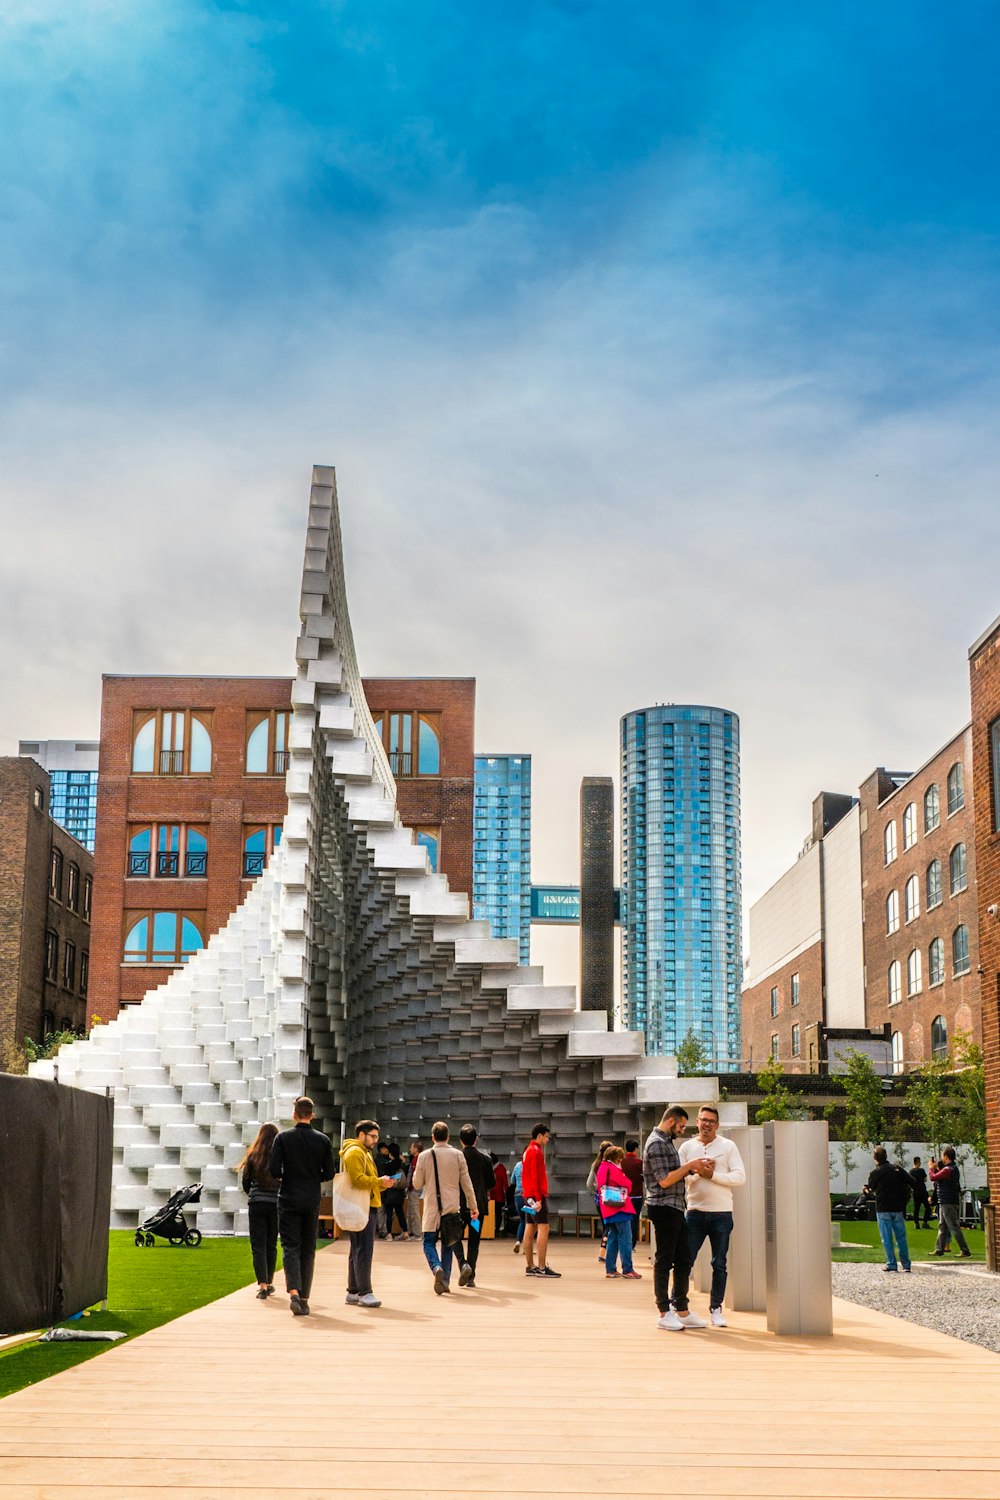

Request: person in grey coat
left=412, top=1122, right=478, bottom=1295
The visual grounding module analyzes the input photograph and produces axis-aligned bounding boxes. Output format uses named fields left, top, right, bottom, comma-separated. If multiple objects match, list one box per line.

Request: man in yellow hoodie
left=340, top=1120, right=392, bottom=1308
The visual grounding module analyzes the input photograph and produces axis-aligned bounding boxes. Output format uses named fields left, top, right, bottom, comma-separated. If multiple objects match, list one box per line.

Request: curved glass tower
left=620, top=705, right=741, bottom=1068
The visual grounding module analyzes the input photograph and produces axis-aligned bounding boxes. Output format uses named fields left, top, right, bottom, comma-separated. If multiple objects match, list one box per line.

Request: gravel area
left=833, top=1262, right=1000, bottom=1353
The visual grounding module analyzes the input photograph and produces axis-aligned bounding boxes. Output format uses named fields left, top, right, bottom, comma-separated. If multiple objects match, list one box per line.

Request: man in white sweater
left=678, top=1105, right=746, bottom=1327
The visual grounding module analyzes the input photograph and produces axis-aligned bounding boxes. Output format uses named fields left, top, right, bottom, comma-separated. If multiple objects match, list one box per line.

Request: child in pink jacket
left=596, top=1147, right=641, bottom=1279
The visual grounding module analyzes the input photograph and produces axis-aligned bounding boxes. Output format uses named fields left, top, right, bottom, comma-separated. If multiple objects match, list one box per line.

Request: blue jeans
left=877, top=1211, right=911, bottom=1270
left=686, top=1209, right=733, bottom=1309
left=422, top=1229, right=455, bottom=1284
left=603, top=1212, right=634, bottom=1274
left=514, top=1194, right=526, bottom=1243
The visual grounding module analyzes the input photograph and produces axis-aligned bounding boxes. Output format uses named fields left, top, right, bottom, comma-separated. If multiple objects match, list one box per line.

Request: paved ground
left=1, top=1238, right=1000, bottom=1498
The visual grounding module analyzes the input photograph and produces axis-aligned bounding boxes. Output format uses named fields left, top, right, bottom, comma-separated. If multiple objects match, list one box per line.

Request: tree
left=823, top=1104, right=857, bottom=1191
left=952, top=1031, right=987, bottom=1165
left=906, top=1056, right=959, bottom=1156
left=676, top=1027, right=710, bottom=1076
left=841, top=1050, right=886, bottom=1150
left=754, top=1054, right=797, bottom=1124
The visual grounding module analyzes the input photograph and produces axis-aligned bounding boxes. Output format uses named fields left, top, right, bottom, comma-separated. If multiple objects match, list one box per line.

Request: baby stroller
left=134, top=1184, right=203, bottom=1248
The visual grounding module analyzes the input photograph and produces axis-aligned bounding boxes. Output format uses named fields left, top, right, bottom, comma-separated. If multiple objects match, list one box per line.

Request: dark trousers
left=248, top=1200, right=278, bottom=1285
left=630, top=1197, right=644, bottom=1248
left=912, top=1192, right=932, bottom=1228
left=383, top=1193, right=407, bottom=1235
left=687, top=1209, right=734, bottom=1310
left=464, top=1217, right=482, bottom=1274
left=279, top=1200, right=318, bottom=1298
left=647, top=1203, right=691, bottom=1315
left=348, top=1208, right=378, bottom=1295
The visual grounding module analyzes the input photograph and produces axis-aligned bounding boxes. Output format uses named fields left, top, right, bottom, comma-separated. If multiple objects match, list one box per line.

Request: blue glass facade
left=620, top=706, right=741, bottom=1068
left=473, top=755, right=531, bottom=964
left=48, top=770, right=99, bottom=851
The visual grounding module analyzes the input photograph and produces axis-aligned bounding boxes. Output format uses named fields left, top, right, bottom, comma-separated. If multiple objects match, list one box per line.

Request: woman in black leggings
left=381, top=1141, right=410, bottom=1239
left=237, top=1122, right=280, bottom=1298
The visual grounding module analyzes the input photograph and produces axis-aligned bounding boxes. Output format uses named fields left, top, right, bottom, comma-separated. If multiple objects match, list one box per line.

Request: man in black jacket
left=863, top=1147, right=912, bottom=1273
left=909, top=1156, right=932, bottom=1228
left=268, top=1096, right=336, bottom=1315
left=459, top=1124, right=495, bottom=1288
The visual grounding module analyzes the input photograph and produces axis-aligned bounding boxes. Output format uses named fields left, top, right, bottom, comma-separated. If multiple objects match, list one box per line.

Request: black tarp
left=0, top=1075, right=113, bottom=1333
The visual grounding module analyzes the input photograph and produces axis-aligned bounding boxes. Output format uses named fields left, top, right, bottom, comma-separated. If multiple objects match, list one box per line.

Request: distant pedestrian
left=489, top=1153, right=509, bottom=1236
left=622, top=1139, right=645, bottom=1249
left=511, top=1157, right=526, bottom=1252
left=679, top=1104, right=746, bottom=1328
left=406, top=1138, right=424, bottom=1236
left=596, top=1147, right=642, bottom=1280
left=643, top=1106, right=708, bottom=1332
left=269, top=1097, right=336, bottom=1317
left=339, top=1120, right=393, bottom=1307
left=586, top=1140, right=614, bottom=1262
left=375, top=1141, right=394, bottom=1238
left=237, top=1121, right=280, bottom=1299
left=930, top=1148, right=972, bottom=1258
left=521, top=1123, right=560, bottom=1279
left=459, top=1125, right=495, bottom=1287
left=864, top=1147, right=912, bottom=1272
left=381, top=1142, right=409, bottom=1239
left=910, top=1156, right=932, bottom=1228
left=412, top=1122, right=478, bottom=1294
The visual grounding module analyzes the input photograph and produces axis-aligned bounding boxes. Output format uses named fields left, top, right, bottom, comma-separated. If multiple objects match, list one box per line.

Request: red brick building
left=968, top=616, right=1000, bottom=1264
left=859, top=729, right=980, bottom=1070
left=0, top=758, right=94, bottom=1051
left=89, top=674, right=475, bottom=1019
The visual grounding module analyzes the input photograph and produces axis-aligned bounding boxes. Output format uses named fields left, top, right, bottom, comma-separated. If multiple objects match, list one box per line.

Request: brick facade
left=968, top=619, right=1000, bottom=1257
left=90, top=674, right=475, bottom=1019
left=742, top=939, right=824, bottom=1073
left=859, top=731, right=980, bottom=1068
left=0, top=758, right=94, bottom=1051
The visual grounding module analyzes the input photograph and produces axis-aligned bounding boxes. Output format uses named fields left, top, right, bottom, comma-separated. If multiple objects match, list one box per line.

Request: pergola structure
left=32, top=467, right=719, bottom=1233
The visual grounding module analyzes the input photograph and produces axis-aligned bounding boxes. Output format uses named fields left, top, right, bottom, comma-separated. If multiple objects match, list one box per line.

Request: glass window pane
left=180, top=919, right=203, bottom=960
left=418, top=717, right=440, bottom=775
left=132, top=718, right=155, bottom=773
left=190, top=716, right=211, bottom=773
left=152, top=911, right=177, bottom=963
left=124, top=917, right=148, bottom=961
left=246, top=719, right=269, bottom=773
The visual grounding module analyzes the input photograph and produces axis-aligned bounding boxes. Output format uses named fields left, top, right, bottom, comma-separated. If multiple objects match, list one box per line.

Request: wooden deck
left=1, top=1239, right=999, bottom=1498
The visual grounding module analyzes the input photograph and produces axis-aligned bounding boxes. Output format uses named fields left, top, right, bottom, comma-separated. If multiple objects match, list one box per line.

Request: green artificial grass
left=832, top=1219, right=986, bottom=1263
left=0, top=1230, right=306, bottom=1402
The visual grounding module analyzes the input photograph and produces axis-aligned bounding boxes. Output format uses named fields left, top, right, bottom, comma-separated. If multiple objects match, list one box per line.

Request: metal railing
left=185, top=852, right=208, bottom=878
left=389, top=751, right=413, bottom=777
left=243, top=852, right=266, bottom=879
left=272, top=751, right=289, bottom=775
left=156, top=852, right=179, bottom=877
left=127, top=852, right=151, bottom=878
left=159, top=749, right=184, bottom=775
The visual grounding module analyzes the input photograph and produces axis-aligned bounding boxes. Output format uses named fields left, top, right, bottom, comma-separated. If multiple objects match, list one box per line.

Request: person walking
left=930, top=1147, right=973, bottom=1258
left=622, top=1139, right=645, bottom=1250
left=910, top=1156, right=932, bottom=1229
left=237, top=1121, right=280, bottom=1299
left=489, top=1153, right=509, bottom=1237
left=596, top=1147, right=641, bottom=1280
left=511, top=1156, right=526, bottom=1253
left=381, top=1142, right=409, bottom=1240
left=643, top=1106, right=709, bottom=1332
left=521, top=1123, right=560, bottom=1279
left=268, top=1096, right=336, bottom=1317
left=339, top=1120, right=393, bottom=1307
left=864, top=1147, right=912, bottom=1272
left=405, top=1138, right=424, bottom=1237
left=374, top=1141, right=394, bottom=1238
left=412, top=1122, right=478, bottom=1294
left=459, top=1124, right=495, bottom=1286
left=679, top=1104, right=746, bottom=1328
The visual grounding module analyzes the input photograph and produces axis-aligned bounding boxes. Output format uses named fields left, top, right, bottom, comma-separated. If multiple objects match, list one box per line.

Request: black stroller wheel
left=144, top=1233, right=155, bottom=1247
left=184, top=1229, right=202, bottom=1247
left=134, top=1230, right=144, bottom=1247
left=168, top=1233, right=186, bottom=1247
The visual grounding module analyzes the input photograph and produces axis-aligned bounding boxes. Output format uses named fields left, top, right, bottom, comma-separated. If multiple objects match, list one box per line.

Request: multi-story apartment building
left=0, top=758, right=94, bottom=1052
left=89, top=674, right=475, bottom=1018
left=580, top=776, right=615, bottom=1017
left=472, top=753, right=531, bottom=963
left=18, top=739, right=100, bottom=852
left=621, top=704, right=742, bottom=1066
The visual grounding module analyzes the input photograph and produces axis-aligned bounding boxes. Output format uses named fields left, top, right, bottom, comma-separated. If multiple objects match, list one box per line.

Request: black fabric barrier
left=0, top=1075, right=113, bottom=1334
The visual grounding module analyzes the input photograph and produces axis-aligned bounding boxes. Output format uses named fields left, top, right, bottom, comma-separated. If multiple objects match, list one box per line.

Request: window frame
left=370, top=710, right=443, bottom=779
left=791, top=1022, right=800, bottom=1058
left=67, top=862, right=80, bottom=912
left=770, top=1033, right=779, bottom=1061
left=770, top=985, right=779, bottom=1018
left=131, top=710, right=214, bottom=777
left=887, top=959, right=902, bottom=1006
left=906, top=947, right=922, bottom=996
left=242, top=823, right=283, bottom=879
left=886, top=889, right=899, bottom=935
left=952, top=923, right=970, bottom=976
left=947, top=761, right=965, bottom=816
left=45, top=929, right=59, bottom=982
left=931, top=1015, right=948, bottom=1061
left=80, top=950, right=89, bottom=998
left=49, top=848, right=64, bottom=902
left=902, top=802, right=917, bottom=850
left=245, top=710, right=292, bottom=777
left=122, top=911, right=207, bottom=966
left=82, top=874, right=92, bottom=922
left=992, top=718, right=1000, bottom=832
left=126, top=823, right=209, bottom=879
left=926, top=858, right=942, bottom=911
left=884, top=821, right=897, bottom=865
left=928, top=935, right=944, bottom=987
left=790, top=971, right=799, bottom=1006
left=891, top=1030, right=904, bottom=1076
left=924, top=784, right=940, bottom=833
left=904, top=874, right=920, bottom=924
left=949, top=842, right=967, bottom=896
left=63, top=940, right=76, bottom=992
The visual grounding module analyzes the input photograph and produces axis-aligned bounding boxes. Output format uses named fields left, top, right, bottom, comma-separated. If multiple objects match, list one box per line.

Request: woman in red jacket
left=596, top=1147, right=642, bottom=1280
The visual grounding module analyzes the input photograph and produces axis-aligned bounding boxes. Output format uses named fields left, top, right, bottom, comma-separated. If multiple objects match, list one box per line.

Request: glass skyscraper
left=620, top=706, right=741, bottom=1068
left=18, top=739, right=99, bottom=852
left=473, top=754, right=532, bottom=963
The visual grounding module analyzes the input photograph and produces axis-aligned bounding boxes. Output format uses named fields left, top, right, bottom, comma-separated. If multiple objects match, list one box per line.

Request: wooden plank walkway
left=1, top=1239, right=999, bottom=1498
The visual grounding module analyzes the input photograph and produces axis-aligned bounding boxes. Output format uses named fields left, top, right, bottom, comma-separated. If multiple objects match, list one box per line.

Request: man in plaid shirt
left=642, top=1106, right=713, bottom=1332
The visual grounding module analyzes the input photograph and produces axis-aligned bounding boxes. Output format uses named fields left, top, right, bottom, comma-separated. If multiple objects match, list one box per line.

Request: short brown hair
left=431, top=1121, right=449, bottom=1142
left=698, top=1105, right=719, bottom=1120
left=660, top=1106, right=689, bottom=1125
left=355, top=1119, right=380, bottom=1136
left=605, top=1146, right=625, bottom=1165
left=293, top=1096, right=314, bottom=1119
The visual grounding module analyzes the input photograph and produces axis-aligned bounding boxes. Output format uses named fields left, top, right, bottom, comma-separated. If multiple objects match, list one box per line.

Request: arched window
left=884, top=821, right=897, bottom=865
left=902, top=802, right=917, bottom=850
left=371, top=710, right=442, bottom=778
left=904, top=874, right=920, bottom=923
left=132, top=710, right=212, bottom=775
left=415, top=827, right=440, bottom=873
left=887, top=960, right=902, bottom=1006
left=132, top=715, right=155, bottom=773
left=952, top=924, right=970, bottom=976
left=417, top=715, right=441, bottom=775
left=947, top=761, right=965, bottom=815
left=929, top=936, right=944, bottom=986
left=924, top=784, right=940, bottom=833
left=242, top=825, right=282, bottom=878
left=189, top=716, right=212, bottom=774
left=49, top=848, right=63, bottom=901
left=931, top=1015, right=948, bottom=1061
left=128, top=827, right=151, bottom=877
left=949, top=842, right=967, bottom=895
left=926, top=858, right=942, bottom=910
left=245, top=710, right=291, bottom=776
left=907, top=947, right=922, bottom=996
left=886, top=890, right=899, bottom=935
left=67, top=863, right=80, bottom=912
left=123, top=912, right=205, bottom=965
left=123, top=916, right=149, bottom=963
left=891, top=1030, right=904, bottom=1076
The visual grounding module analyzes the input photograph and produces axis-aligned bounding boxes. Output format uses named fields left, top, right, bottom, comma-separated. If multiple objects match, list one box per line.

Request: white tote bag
left=331, top=1171, right=370, bottom=1232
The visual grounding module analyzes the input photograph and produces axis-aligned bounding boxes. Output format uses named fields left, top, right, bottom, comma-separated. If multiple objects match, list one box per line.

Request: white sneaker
left=358, top=1293, right=381, bottom=1308
left=676, top=1310, right=708, bottom=1329
left=656, top=1310, right=685, bottom=1331
left=710, top=1307, right=727, bottom=1328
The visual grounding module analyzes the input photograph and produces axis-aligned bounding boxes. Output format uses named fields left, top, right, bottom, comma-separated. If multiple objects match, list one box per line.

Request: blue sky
left=2, top=1, right=999, bottom=938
